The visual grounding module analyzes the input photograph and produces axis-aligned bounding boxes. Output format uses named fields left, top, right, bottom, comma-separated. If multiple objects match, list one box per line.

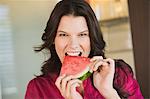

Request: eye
left=58, top=33, right=68, bottom=37
left=78, top=33, right=88, bottom=37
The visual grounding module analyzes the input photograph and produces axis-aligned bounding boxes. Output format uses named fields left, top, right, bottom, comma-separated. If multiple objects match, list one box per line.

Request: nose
left=69, top=36, right=80, bottom=49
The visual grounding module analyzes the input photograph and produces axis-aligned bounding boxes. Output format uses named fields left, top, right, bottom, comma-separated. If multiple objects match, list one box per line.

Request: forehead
left=57, top=15, right=89, bottom=33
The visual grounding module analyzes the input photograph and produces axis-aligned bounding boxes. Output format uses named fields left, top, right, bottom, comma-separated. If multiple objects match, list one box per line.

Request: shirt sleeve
left=114, top=59, right=144, bottom=99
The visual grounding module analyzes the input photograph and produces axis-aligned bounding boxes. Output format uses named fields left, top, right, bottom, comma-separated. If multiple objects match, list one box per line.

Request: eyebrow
left=57, top=30, right=89, bottom=34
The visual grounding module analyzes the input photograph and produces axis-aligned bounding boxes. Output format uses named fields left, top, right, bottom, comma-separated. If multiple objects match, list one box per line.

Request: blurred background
left=0, top=0, right=149, bottom=99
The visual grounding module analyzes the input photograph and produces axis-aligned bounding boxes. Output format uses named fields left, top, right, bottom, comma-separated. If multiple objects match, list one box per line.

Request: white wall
left=0, top=0, right=57, bottom=99
left=102, top=22, right=135, bottom=74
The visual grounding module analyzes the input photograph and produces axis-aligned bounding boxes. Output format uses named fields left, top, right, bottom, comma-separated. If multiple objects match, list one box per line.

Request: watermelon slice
left=60, top=56, right=92, bottom=81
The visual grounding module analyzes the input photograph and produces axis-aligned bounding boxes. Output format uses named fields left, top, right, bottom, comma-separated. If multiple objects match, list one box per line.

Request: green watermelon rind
left=78, top=71, right=92, bottom=81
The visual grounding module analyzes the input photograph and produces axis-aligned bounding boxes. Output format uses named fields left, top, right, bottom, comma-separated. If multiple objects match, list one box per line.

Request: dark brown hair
left=35, top=0, right=105, bottom=75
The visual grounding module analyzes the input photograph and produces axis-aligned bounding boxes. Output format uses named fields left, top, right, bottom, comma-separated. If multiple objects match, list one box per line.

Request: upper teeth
left=66, top=52, right=81, bottom=56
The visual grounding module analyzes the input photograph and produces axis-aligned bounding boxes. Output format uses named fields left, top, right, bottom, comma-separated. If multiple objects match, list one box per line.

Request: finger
left=93, top=60, right=103, bottom=71
left=70, top=82, right=80, bottom=93
left=104, top=58, right=114, bottom=65
left=90, top=56, right=103, bottom=62
left=55, top=74, right=66, bottom=90
left=103, top=58, right=115, bottom=69
left=90, top=56, right=103, bottom=71
left=101, top=61, right=110, bottom=71
left=100, top=58, right=115, bottom=74
left=61, top=75, right=74, bottom=94
left=66, top=79, right=82, bottom=97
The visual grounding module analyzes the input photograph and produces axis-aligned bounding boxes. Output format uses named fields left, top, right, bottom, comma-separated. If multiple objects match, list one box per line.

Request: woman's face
left=54, top=15, right=91, bottom=63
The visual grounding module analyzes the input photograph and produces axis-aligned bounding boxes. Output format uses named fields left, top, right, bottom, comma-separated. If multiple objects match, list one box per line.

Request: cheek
left=86, top=42, right=91, bottom=52
left=81, top=38, right=91, bottom=54
left=85, top=37, right=91, bottom=48
left=54, top=38, right=68, bottom=61
left=55, top=40, right=65, bottom=54
left=55, top=37, right=63, bottom=48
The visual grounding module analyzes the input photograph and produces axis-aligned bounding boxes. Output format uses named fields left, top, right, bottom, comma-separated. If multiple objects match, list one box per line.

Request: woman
left=25, top=0, right=143, bottom=99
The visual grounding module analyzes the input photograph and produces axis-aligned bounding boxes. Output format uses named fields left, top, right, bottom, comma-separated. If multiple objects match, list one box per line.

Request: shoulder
left=114, top=59, right=134, bottom=90
left=27, top=75, right=47, bottom=87
left=114, top=59, right=133, bottom=77
left=114, top=59, right=143, bottom=98
left=26, top=74, right=57, bottom=89
left=28, top=75, right=48, bottom=84
left=114, top=59, right=134, bottom=87
left=25, top=74, right=57, bottom=99
left=25, top=75, right=50, bottom=93
left=25, top=75, right=46, bottom=99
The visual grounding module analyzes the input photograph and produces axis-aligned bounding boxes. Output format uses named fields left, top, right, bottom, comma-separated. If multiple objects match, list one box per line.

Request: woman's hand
left=55, top=74, right=83, bottom=99
left=90, top=56, right=120, bottom=99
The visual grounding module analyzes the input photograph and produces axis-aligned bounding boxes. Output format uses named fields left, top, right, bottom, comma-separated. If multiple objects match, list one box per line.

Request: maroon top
left=25, top=60, right=143, bottom=99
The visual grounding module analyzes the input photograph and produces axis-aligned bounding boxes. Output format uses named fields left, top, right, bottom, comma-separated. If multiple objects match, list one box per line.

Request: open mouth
left=65, top=52, right=82, bottom=56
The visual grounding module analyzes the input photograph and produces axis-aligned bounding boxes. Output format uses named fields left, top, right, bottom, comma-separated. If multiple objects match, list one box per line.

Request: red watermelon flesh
left=60, top=56, right=92, bottom=80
